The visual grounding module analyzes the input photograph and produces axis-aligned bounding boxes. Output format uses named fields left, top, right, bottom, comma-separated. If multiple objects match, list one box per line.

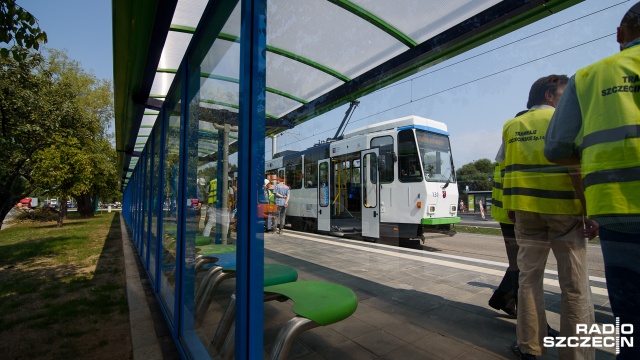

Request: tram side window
left=370, top=136, right=394, bottom=183
left=285, top=156, right=302, bottom=189
left=303, top=147, right=327, bottom=188
left=398, top=130, right=422, bottom=182
left=303, top=156, right=316, bottom=188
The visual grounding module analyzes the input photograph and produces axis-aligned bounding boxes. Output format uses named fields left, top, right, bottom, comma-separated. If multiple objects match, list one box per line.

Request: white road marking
left=283, top=231, right=609, bottom=296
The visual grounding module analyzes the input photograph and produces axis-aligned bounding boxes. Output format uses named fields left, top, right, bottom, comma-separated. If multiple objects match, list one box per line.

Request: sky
left=16, top=0, right=634, bottom=169
left=16, top=0, right=113, bottom=81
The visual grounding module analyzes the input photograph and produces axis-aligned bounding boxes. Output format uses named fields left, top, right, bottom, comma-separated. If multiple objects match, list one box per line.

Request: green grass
left=455, top=224, right=601, bottom=244
left=455, top=225, right=502, bottom=236
left=0, top=212, right=131, bottom=358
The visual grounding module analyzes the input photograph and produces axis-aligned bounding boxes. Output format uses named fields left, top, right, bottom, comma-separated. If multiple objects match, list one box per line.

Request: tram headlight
left=450, top=205, right=457, bottom=214
left=427, top=205, right=436, bottom=214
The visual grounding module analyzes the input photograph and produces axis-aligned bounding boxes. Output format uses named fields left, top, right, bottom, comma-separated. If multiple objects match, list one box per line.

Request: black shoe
left=511, top=341, right=536, bottom=360
left=489, top=291, right=517, bottom=317
left=502, top=298, right=517, bottom=317
left=547, top=325, right=560, bottom=338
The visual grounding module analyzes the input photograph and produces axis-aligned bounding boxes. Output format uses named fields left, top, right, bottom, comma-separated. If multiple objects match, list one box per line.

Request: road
left=421, top=227, right=606, bottom=279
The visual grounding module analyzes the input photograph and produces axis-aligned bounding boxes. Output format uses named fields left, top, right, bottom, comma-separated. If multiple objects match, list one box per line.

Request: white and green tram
left=265, top=115, right=460, bottom=246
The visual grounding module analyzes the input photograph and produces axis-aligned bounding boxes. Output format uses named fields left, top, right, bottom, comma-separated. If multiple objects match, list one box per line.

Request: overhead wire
left=373, top=0, right=629, bottom=93
left=273, top=1, right=628, bottom=152
left=278, top=32, right=614, bottom=151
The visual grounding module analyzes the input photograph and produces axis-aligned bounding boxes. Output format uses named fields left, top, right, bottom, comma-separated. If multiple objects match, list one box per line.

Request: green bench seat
left=195, top=263, right=298, bottom=326
left=218, top=281, right=358, bottom=360
left=264, top=281, right=358, bottom=326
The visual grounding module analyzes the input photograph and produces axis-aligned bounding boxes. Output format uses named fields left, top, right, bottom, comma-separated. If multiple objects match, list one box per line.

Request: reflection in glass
left=149, top=125, right=161, bottom=283
left=160, top=89, right=181, bottom=323
left=143, top=146, right=151, bottom=265
left=181, top=4, right=241, bottom=357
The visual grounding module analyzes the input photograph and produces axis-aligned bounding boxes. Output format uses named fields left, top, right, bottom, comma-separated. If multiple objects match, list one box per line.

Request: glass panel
left=143, top=146, right=151, bottom=265
left=371, top=136, right=394, bottom=183
left=319, top=161, right=329, bottom=207
left=363, top=153, right=377, bottom=208
left=415, top=130, right=455, bottom=183
left=149, top=123, right=162, bottom=283
left=136, top=160, right=143, bottom=251
left=160, top=83, right=182, bottom=324
left=350, top=0, right=500, bottom=43
left=182, top=3, right=241, bottom=357
left=266, top=0, right=406, bottom=79
left=285, top=155, right=302, bottom=189
left=303, top=146, right=329, bottom=188
left=398, top=129, right=422, bottom=182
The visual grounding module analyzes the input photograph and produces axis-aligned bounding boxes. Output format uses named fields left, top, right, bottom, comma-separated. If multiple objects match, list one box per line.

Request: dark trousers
left=275, top=205, right=287, bottom=231
left=599, top=226, right=640, bottom=360
left=489, top=223, right=518, bottom=315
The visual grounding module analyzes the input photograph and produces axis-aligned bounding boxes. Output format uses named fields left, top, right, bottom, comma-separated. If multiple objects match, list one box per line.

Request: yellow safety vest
left=491, top=163, right=512, bottom=224
left=574, top=44, right=640, bottom=217
left=208, top=178, right=218, bottom=205
left=502, top=108, right=581, bottom=215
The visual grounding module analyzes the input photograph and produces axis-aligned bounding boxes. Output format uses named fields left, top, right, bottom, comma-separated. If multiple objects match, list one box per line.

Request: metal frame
left=174, top=66, right=188, bottom=349
left=236, top=0, right=267, bottom=358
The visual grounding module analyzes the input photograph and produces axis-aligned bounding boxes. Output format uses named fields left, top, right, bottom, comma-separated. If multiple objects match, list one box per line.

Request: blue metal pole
left=175, top=68, right=188, bottom=339
left=236, top=0, right=266, bottom=358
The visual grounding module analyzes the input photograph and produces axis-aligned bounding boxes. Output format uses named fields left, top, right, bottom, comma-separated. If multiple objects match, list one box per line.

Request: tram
left=265, top=115, right=460, bottom=246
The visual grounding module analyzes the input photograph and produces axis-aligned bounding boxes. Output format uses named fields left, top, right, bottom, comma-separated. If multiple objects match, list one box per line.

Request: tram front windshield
left=415, top=130, right=455, bottom=183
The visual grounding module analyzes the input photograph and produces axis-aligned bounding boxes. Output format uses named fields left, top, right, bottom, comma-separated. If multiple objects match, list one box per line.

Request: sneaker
left=511, top=341, right=536, bottom=360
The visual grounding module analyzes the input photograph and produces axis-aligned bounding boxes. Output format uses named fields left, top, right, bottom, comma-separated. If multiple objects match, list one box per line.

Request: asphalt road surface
left=421, top=230, right=606, bottom=279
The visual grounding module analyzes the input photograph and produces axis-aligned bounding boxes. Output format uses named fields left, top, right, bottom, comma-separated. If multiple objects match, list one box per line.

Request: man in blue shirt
left=273, top=178, right=290, bottom=234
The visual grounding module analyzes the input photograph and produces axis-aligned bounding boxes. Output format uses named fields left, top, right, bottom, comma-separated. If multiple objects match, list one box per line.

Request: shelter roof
left=113, top=0, right=582, bottom=181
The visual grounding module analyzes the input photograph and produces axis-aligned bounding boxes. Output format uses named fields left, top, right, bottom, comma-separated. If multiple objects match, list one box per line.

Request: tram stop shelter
left=466, top=190, right=492, bottom=215
left=113, top=1, right=584, bottom=358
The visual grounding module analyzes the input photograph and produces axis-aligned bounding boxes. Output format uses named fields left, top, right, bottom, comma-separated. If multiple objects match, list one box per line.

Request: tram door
left=361, top=149, right=379, bottom=239
left=317, top=159, right=331, bottom=231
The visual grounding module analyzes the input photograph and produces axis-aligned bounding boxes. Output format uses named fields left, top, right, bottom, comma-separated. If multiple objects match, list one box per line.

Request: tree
left=0, top=49, right=78, bottom=227
left=0, top=49, right=117, bottom=227
left=75, top=138, right=120, bottom=217
left=456, top=158, right=495, bottom=203
left=35, top=50, right=116, bottom=222
left=32, top=139, right=92, bottom=227
left=0, top=0, right=47, bottom=62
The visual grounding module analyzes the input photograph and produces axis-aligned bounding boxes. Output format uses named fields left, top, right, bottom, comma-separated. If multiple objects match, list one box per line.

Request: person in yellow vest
left=545, top=3, right=640, bottom=358
left=262, top=178, right=277, bottom=232
left=498, top=75, right=594, bottom=360
left=490, top=110, right=559, bottom=338
left=202, top=178, right=218, bottom=237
